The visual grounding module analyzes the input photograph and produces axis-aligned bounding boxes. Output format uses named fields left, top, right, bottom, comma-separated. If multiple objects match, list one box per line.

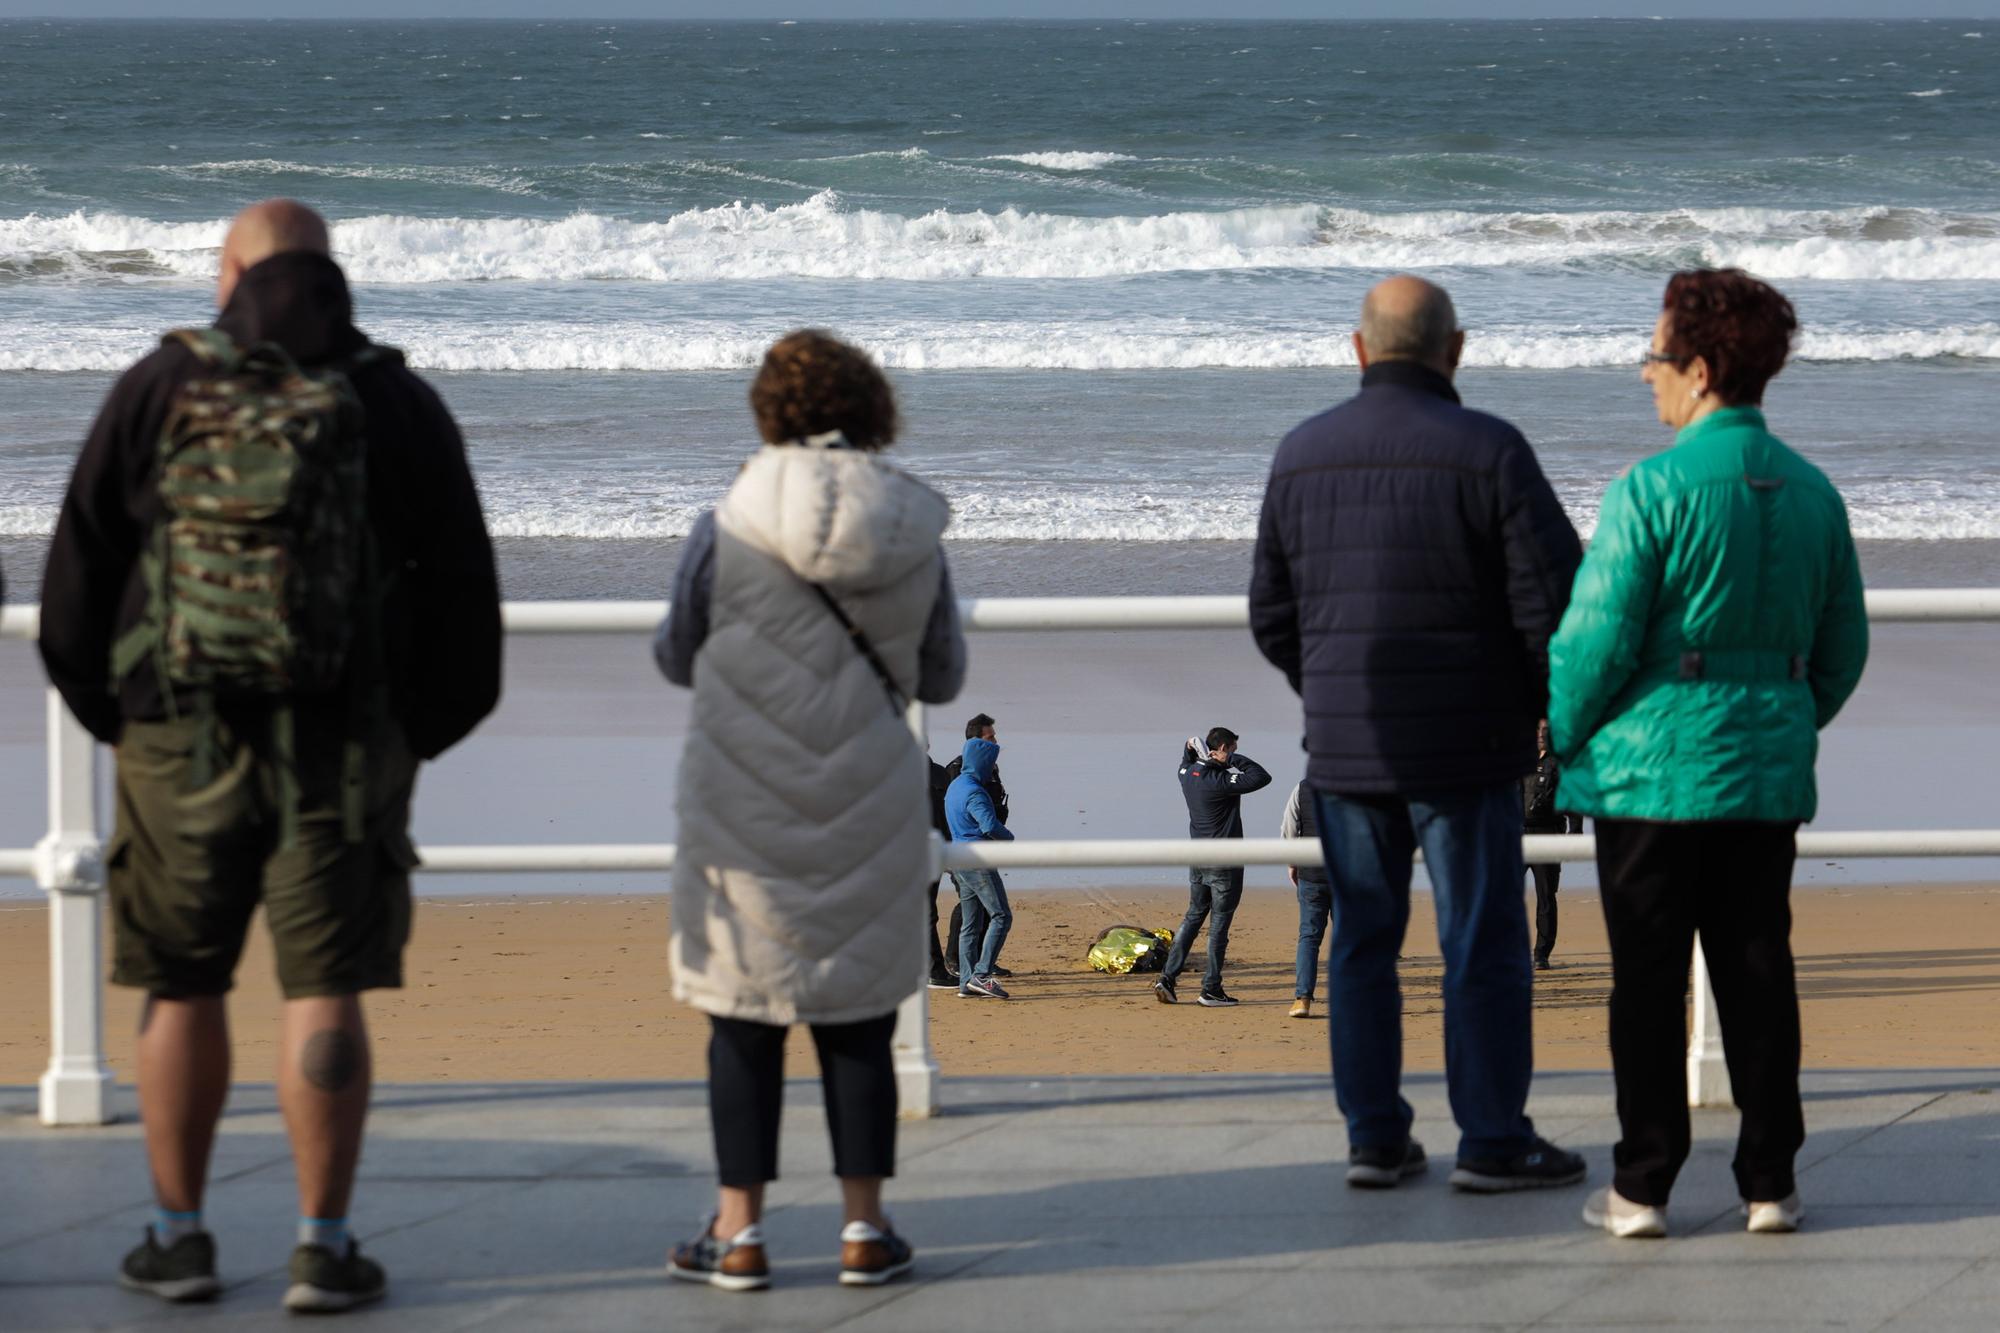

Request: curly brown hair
left=749, top=330, right=899, bottom=450
left=1660, top=269, right=1798, bottom=406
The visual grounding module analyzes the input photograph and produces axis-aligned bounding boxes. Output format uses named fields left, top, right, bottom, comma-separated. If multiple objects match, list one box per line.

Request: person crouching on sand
left=655, top=329, right=966, bottom=1290
left=1552, top=269, right=1867, bottom=1240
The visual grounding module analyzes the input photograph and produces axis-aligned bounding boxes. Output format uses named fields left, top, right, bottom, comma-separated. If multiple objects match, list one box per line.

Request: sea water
left=2, top=18, right=1998, bottom=596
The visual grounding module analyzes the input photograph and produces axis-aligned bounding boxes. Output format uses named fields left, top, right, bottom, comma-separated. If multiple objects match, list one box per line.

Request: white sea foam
left=7, top=200, right=2000, bottom=286
left=4, top=320, right=1996, bottom=374
left=984, top=151, right=1137, bottom=170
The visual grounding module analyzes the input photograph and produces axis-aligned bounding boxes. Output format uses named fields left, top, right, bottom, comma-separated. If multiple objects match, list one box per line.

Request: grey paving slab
left=3, top=1070, right=1997, bottom=1332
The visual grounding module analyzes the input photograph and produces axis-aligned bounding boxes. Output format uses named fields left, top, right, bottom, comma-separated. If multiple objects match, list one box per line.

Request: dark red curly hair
left=749, top=330, right=899, bottom=450
left=1660, top=269, right=1798, bottom=406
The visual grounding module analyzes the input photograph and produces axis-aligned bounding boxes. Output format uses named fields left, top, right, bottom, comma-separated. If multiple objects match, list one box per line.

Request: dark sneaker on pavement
left=838, top=1220, right=914, bottom=1287
left=965, top=975, right=1010, bottom=999
left=1450, top=1138, right=1587, bottom=1193
left=119, top=1228, right=221, bottom=1304
left=283, top=1239, right=387, bottom=1313
left=667, top=1219, right=770, bottom=1292
left=1197, top=988, right=1239, bottom=1007
left=1346, top=1138, right=1428, bottom=1189
left=1153, top=978, right=1177, bottom=1004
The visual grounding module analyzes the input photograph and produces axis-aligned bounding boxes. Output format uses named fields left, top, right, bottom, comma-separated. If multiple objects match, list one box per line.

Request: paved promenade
left=3, top=1069, right=1996, bottom=1331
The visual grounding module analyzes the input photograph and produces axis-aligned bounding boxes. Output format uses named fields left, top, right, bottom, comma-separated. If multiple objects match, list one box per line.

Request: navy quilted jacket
left=1249, top=361, right=1582, bottom=795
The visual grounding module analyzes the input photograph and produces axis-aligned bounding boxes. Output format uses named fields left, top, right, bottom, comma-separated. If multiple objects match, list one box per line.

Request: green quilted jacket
left=1548, top=406, right=1868, bottom=822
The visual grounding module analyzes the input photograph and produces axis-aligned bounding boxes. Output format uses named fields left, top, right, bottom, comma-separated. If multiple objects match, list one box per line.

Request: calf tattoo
left=301, top=1029, right=363, bottom=1093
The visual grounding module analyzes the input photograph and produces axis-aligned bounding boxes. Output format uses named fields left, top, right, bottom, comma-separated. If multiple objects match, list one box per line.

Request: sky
left=2, top=2, right=1997, bottom=19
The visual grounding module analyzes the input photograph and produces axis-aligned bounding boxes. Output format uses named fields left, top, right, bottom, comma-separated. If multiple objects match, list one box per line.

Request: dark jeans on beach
left=1161, top=866, right=1243, bottom=995
left=1295, top=876, right=1332, bottom=999
left=707, top=1012, right=897, bottom=1187
left=1313, top=783, right=1538, bottom=1161
left=1529, top=861, right=1561, bottom=964
left=1595, top=817, right=1804, bottom=1207
left=927, top=879, right=963, bottom=978
left=954, top=868, right=1011, bottom=979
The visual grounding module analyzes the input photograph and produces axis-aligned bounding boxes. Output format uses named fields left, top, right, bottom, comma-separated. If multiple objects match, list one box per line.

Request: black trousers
left=708, top=1012, right=899, bottom=1188
left=1528, top=862, right=1561, bottom=962
left=927, top=879, right=962, bottom=977
left=1595, top=818, right=1804, bottom=1207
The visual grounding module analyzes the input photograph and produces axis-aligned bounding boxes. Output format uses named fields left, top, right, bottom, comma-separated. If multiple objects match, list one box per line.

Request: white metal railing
left=7, top=587, right=1998, bottom=1125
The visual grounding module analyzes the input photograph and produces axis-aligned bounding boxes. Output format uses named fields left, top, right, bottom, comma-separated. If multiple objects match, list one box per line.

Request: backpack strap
left=810, top=585, right=908, bottom=717
left=162, top=327, right=244, bottom=371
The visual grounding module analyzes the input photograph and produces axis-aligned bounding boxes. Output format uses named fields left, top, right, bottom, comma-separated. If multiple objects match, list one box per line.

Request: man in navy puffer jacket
left=1249, top=275, right=1586, bottom=1195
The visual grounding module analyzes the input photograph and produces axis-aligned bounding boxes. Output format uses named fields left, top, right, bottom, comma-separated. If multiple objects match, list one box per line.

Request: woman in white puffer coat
left=654, top=331, right=966, bottom=1292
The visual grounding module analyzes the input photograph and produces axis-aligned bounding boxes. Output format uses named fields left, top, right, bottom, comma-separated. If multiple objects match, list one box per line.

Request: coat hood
left=718, top=438, right=951, bottom=594
left=958, top=736, right=1001, bottom=784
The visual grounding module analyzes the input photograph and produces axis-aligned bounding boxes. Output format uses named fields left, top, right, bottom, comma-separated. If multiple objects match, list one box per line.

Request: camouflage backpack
left=110, top=328, right=402, bottom=841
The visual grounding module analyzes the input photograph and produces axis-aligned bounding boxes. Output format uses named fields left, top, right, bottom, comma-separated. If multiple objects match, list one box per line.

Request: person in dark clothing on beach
left=1249, top=274, right=1587, bottom=1195
left=1155, top=727, right=1272, bottom=1008
left=1523, top=719, right=1584, bottom=970
left=933, top=713, right=1012, bottom=985
left=39, top=200, right=501, bottom=1313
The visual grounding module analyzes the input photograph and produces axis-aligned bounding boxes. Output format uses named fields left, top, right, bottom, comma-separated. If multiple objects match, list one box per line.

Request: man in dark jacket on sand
left=40, top=200, right=500, bottom=1313
left=1523, top=719, right=1584, bottom=970
left=1154, top=726, right=1271, bottom=1008
left=1249, top=275, right=1587, bottom=1194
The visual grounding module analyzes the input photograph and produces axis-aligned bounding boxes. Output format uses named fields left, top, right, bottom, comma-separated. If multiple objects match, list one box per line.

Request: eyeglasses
left=1641, top=351, right=1688, bottom=367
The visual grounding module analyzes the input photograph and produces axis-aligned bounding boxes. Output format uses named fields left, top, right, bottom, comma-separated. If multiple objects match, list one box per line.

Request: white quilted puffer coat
left=669, top=441, right=954, bottom=1025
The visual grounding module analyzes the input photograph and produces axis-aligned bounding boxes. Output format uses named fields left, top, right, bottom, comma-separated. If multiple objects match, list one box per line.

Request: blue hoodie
left=944, top=738, right=1014, bottom=842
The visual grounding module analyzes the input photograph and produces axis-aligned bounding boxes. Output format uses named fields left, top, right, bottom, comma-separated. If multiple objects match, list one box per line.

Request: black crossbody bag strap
left=812, top=585, right=908, bottom=716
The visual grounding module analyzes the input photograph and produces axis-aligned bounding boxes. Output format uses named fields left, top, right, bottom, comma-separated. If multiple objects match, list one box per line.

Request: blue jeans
left=1295, top=877, right=1332, bottom=999
left=1312, top=783, right=1538, bottom=1161
left=953, top=868, right=1011, bottom=980
left=1161, top=867, right=1243, bottom=995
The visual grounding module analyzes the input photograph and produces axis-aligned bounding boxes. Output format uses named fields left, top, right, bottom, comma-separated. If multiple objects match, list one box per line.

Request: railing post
left=1687, top=937, right=1732, bottom=1109
left=37, top=689, right=113, bottom=1126
left=893, top=699, right=940, bottom=1119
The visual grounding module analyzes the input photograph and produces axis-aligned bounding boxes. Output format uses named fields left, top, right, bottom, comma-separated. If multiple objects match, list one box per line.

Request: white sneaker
left=1582, top=1186, right=1667, bottom=1238
left=1744, top=1192, right=1804, bottom=1234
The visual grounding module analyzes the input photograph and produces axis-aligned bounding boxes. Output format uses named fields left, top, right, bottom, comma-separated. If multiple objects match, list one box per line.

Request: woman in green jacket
left=1548, top=269, right=1868, bottom=1240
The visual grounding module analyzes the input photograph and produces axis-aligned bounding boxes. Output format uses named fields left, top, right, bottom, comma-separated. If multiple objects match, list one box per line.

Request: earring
left=1689, top=387, right=1702, bottom=401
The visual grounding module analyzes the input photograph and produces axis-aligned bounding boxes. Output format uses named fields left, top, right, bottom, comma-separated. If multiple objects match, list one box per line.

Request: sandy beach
left=5, top=883, right=1995, bottom=1087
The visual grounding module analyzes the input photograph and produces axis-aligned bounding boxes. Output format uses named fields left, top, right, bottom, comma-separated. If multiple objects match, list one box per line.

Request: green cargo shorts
left=107, top=710, right=421, bottom=1000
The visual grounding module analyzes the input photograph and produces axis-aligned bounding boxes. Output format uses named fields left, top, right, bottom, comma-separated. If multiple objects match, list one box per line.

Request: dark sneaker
left=1450, top=1138, right=1587, bottom=1193
left=965, top=975, right=1010, bottom=1000
left=667, top=1219, right=770, bottom=1292
left=1533, top=955, right=1551, bottom=971
left=283, top=1239, right=386, bottom=1313
left=926, top=969, right=958, bottom=991
left=119, top=1228, right=221, bottom=1304
left=838, top=1220, right=914, bottom=1287
left=1197, top=989, right=1239, bottom=1008
left=1346, top=1138, right=1428, bottom=1189
left=990, top=966, right=1014, bottom=978
left=1153, top=977, right=1177, bottom=1005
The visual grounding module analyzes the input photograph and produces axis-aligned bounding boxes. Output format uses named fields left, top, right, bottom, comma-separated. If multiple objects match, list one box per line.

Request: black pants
left=1528, top=862, right=1561, bottom=962
left=708, top=1012, right=898, bottom=1188
left=927, top=880, right=962, bottom=977
left=1595, top=818, right=1804, bottom=1207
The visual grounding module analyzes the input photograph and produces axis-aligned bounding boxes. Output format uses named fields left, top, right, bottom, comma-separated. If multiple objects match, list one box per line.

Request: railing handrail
left=7, top=586, right=2000, bottom=641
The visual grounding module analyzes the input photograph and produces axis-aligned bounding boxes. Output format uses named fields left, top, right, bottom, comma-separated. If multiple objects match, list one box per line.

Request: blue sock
left=299, top=1217, right=349, bottom=1251
left=154, top=1207, right=202, bottom=1244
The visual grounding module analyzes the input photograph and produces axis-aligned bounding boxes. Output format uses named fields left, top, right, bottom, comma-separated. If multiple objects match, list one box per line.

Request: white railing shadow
left=7, top=588, right=1998, bottom=1125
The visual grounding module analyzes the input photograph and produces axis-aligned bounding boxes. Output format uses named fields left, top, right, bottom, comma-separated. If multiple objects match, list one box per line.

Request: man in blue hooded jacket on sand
left=945, top=737, right=1015, bottom=1000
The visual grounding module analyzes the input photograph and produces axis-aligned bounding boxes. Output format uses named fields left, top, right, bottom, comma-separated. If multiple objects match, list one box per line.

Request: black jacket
left=38, top=252, right=502, bottom=759
left=1522, top=752, right=1584, bottom=834
left=1249, top=361, right=1582, bottom=794
left=1178, top=743, right=1273, bottom=839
